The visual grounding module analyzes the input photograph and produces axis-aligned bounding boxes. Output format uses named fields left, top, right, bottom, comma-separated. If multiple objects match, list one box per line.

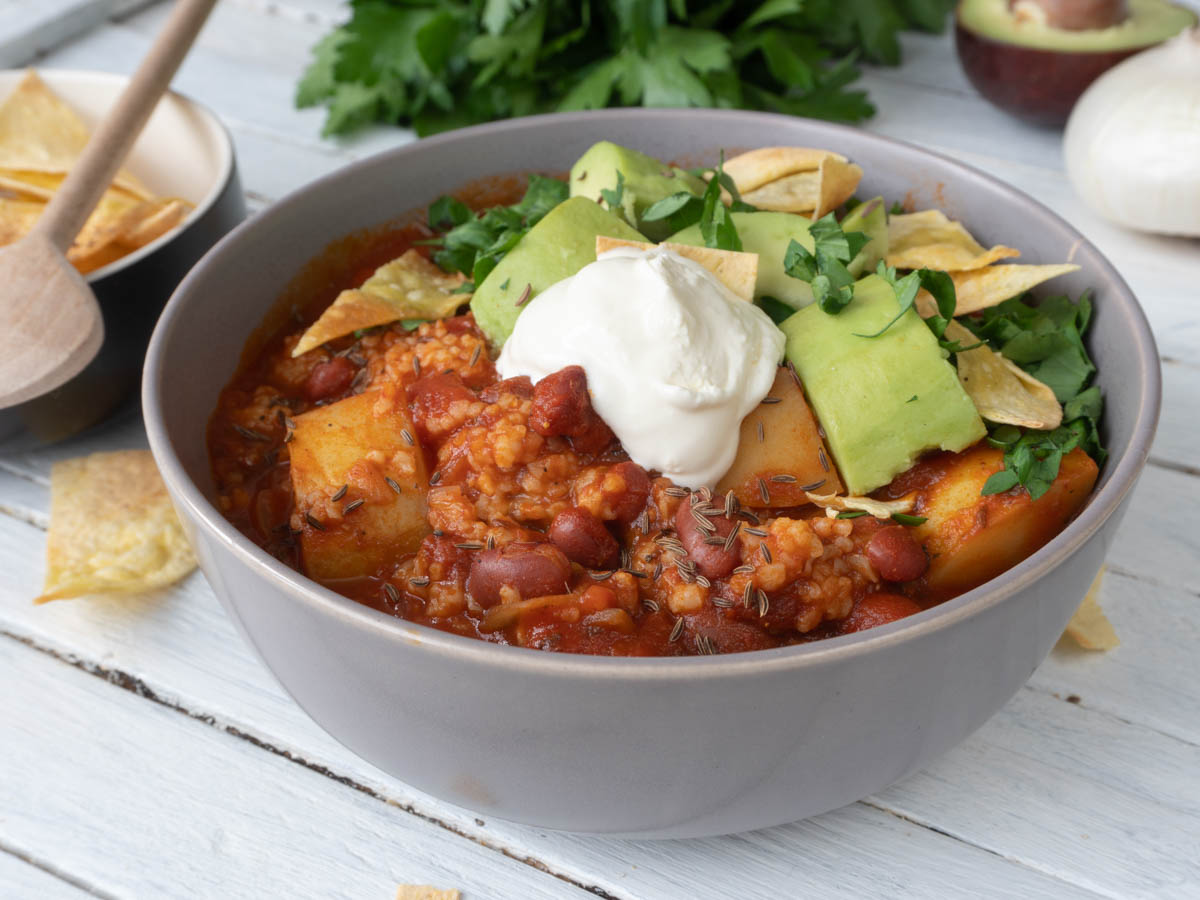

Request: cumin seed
left=412, top=356, right=421, bottom=376
left=664, top=486, right=690, bottom=498
left=712, top=596, right=734, bottom=608
left=401, top=429, right=415, bottom=446
left=343, top=498, right=365, bottom=514
left=234, top=425, right=269, bottom=442
left=695, top=574, right=711, bottom=589
left=468, top=344, right=482, bottom=368
left=757, top=421, right=765, bottom=443
left=385, top=477, right=403, bottom=494
left=761, top=396, right=781, bottom=405
left=409, top=576, right=431, bottom=587
left=761, top=543, right=773, bottom=564
left=724, top=521, right=742, bottom=552
left=818, top=447, right=829, bottom=472
left=757, top=589, right=770, bottom=618
left=669, top=618, right=685, bottom=643
left=801, top=479, right=826, bottom=492
left=305, top=513, right=325, bottom=531
left=430, top=470, right=442, bottom=485
left=331, top=484, right=348, bottom=502
left=383, top=583, right=400, bottom=604
left=771, top=474, right=797, bottom=484
left=757, top=477, right=770, bottom=504
left=515, top=283, right=532, bottom=307
left=455, top=542, right=484, bottom=550
left=745, top=527, right=768, bottom=537
left=589, top=570, right=615, bottom=581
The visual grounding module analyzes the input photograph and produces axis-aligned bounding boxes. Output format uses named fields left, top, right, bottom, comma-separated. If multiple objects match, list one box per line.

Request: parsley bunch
left=296, top=0, right=955, bottom=137
left=967, top=293, right=1106, bottom=499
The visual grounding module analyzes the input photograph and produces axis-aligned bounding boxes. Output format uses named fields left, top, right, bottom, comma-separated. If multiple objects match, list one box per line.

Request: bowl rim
left=143, top=107, right=1161, bottom=681
left=0, top=68, right=236, bottom=283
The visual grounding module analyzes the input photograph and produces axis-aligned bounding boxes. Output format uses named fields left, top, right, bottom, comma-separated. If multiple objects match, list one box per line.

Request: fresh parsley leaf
left=972, top=292, right=1106, bottom=499
left=891, top=513, right=927, bottom=526
left=700, top=152, right=742, bottom=251
left=755, top=295, right=796, bottom=325
left=430, top=173, right=567, bottom=282
left=837, top=509, right=869, bottom=519
left=298, top=1, right=950, bottom=137
left=782, top=212, right=867, bottom=314
left=599, top=169, right=626, bottom=212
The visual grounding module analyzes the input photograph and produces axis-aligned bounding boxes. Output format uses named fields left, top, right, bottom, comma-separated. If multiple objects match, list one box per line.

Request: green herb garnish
left=891, top=513, right=927, bottom=526
left=599, top=170, right=625, bottom=213
left=782, top=212, right=870, bottom=313
left=700, top=152, right=741, bottom=251
left=428, top=173, right=568, bottom=287
left=971, top=293, right=1106, bottom=500
left=837, top=510, right=869, bottom=519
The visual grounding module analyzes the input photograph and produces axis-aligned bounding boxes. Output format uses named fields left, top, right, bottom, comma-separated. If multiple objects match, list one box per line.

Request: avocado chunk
left=780, top=275, right=986, bottom=495
left=470, top=197, right=645, bottom=346
left=842, top=197, right=888, bottom=277
left=669, top=211, right=816, bottom=309
left=569, top=141, right=706, bottom=241
left=955, top=0, right=1196, bottom=125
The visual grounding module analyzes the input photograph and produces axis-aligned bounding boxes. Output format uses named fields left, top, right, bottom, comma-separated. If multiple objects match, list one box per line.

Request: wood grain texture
left=2, top=2, right=1198, bottom=897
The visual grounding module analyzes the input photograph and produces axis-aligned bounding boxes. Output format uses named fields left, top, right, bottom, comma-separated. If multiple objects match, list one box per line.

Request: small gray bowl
left=0, top=70, right=244, bottom=445
left=143, top=110, right=1159, bottom=839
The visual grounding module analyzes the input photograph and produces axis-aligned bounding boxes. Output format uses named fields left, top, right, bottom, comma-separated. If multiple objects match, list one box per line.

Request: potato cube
left=715, top=367, right=842, bottom=507
left=912, top=444, right=1098, bottom=599
left=289, top=390, right=429, bottom=581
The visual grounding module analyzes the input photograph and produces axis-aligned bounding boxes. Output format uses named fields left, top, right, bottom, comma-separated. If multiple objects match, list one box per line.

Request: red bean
left=408, top=372, right=476, bottom=443
left=839, top=592, right=922, bottom=633
left=466, top=542, right=571, bottom=608
left=549, top=507, right=620, bottom=569
left=480, top=375, right=533, bottom=403
left=304, top=356, right=356, bottom=403
left=674, top=499, right=740, bottom=581
left=866, top=525, right=928, bottom=583
left=529, top=366, right=614, bottom=453
left=605, top=461, right=650, bottom=524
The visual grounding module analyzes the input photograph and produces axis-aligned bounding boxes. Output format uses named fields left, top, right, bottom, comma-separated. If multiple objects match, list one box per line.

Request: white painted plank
left=0, top=572, right=1103, bottom=900
left=0, top=0, right=116, bottom=68
left=1, top=636, right=593, bottom=900
left=0, top=850, right=94, bottom=900
left=1154, top=361, right=1200, bottom=474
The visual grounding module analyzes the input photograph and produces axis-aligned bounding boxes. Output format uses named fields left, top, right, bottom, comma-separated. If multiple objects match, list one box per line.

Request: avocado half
left=955, top=0, right=1197, bottom=126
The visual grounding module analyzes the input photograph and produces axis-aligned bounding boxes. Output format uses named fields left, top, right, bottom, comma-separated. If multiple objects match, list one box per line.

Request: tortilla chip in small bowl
left=0, top=70, right=245, bottom=445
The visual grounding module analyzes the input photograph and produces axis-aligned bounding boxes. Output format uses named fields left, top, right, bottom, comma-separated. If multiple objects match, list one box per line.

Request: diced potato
left=290, top=390, right=430, bottom=581
left=715, top=368, right=843, bottom=507
left=911, top=444, right=1098, bottom=599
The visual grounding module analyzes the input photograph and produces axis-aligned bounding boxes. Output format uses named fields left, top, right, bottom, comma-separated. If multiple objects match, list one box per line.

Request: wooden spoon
left=0, top=0, right=218, bottom=410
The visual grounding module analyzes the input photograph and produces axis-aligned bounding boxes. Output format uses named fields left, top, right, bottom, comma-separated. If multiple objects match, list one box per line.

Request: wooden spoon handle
left=31, top=0, right=219, bottom=252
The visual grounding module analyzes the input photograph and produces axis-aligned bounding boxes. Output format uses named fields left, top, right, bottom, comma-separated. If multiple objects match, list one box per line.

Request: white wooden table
left=2, top=2, right=1198, bottom=897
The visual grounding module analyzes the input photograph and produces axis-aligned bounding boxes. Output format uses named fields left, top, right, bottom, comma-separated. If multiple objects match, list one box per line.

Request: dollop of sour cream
left=497, top=246, right=785, bottom=488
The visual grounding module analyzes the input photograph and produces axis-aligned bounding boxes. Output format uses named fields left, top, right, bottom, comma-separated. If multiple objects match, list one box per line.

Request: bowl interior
left=0, top=69, right=233, bottom=281
left=146, top=109, right=1158, bottom=666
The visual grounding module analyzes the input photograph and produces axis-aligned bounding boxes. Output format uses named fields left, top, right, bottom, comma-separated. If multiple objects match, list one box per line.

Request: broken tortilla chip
left=722, top=147, right=841, bottom=194
left=951, top=263, right=1081, bottom=315
left=36, top=450, right=196, bottom=603
left=595, top=236, right=758, bottom=302
left=0, top=71, right=150, bottom=198
left=805, top=491, right=916, bottom=520
left=740, top=155, right=863, bottom=218
left=1063, top=566, right=1119, bottom=650
left=293, top=250, right=468, bottom=356
left=886, top=209, right=1020, bottom=271
left=946, top=319, right=1063, bottom=429
left=395, top=887, right=459, bottom=900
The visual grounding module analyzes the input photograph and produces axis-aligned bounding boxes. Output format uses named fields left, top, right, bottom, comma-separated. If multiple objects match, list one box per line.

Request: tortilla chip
left=805, top=491, right=916, bottom=520
left=886, top=209, right=1020, bottom=271
left=722, top=147, right=841, bottom=194
left=595, top=236, right=758, bottom=302
left=293, top=250, right=468, bottom=357
left=119, top=197, right=192, bottom=249
left=1064, top=566, right=1119, bottom=650
left=946, top=319, right=1062, bottom=429
left=739, top=156, right=863, bottom=218
left=66, top=187, right=149, bottom=274
left=395, top=887, right=459, bottom=900
left=36, top=450, right=196, bottom=603
left=951, top=264, right=1080, bottom=315
left=0, top=71, right=150, bottom=199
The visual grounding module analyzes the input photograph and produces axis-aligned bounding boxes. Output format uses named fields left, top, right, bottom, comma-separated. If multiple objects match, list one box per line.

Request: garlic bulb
left=1063, top=29, right=1200, bottom=237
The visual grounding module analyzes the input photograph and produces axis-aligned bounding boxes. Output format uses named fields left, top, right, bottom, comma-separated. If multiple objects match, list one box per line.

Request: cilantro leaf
left=971, top=291, right=1106, bottom=499
left=782, top=212, right=866, bottom=314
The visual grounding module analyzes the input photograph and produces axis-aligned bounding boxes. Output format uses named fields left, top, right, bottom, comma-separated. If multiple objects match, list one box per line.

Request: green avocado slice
left=780, top=275, right=986, bottom=495
left=958, top=0, right=1195, bottom=51
left=469, top=197, right=645, bottom=347
left=569, top=141, right=706, bottom=241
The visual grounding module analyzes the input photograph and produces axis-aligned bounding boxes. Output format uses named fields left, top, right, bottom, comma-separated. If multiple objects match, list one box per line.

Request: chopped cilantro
left=907, top=394, right=918, bottom=403
left=499, top=277, right=510, bottom=291
left=428, top=173, right=567, bottom=286
left=782, top=212, right=869, bottom=314
left=599, top=170, right=625, bottom=213
left=971, top=293, right=1106, bottom=500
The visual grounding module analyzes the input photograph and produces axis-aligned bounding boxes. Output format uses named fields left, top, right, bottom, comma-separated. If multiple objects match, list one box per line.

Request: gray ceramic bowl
left=143, top=110, right=1159, bottom=838
left=0, top=70, right=244, bottom=445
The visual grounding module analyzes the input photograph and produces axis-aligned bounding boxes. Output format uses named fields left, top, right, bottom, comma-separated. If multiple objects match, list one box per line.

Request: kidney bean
left=606, top=461, right=651, bottom=524
left=866, top=525, right=928, bottom=583
left=549, top=507, right=620, bottom=569
left=839, top=592, right=922, bottom=634
left=466, top=542, right=571, bottom=608
left=674, top=499, right=740, bottom=581
left=529, top=366, right=614, bottom=453
left=480, top=375, right=533, bottom=403
left=304, top=356, right=356, bottom=403
left=408, top=372, right=477, bottom=443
